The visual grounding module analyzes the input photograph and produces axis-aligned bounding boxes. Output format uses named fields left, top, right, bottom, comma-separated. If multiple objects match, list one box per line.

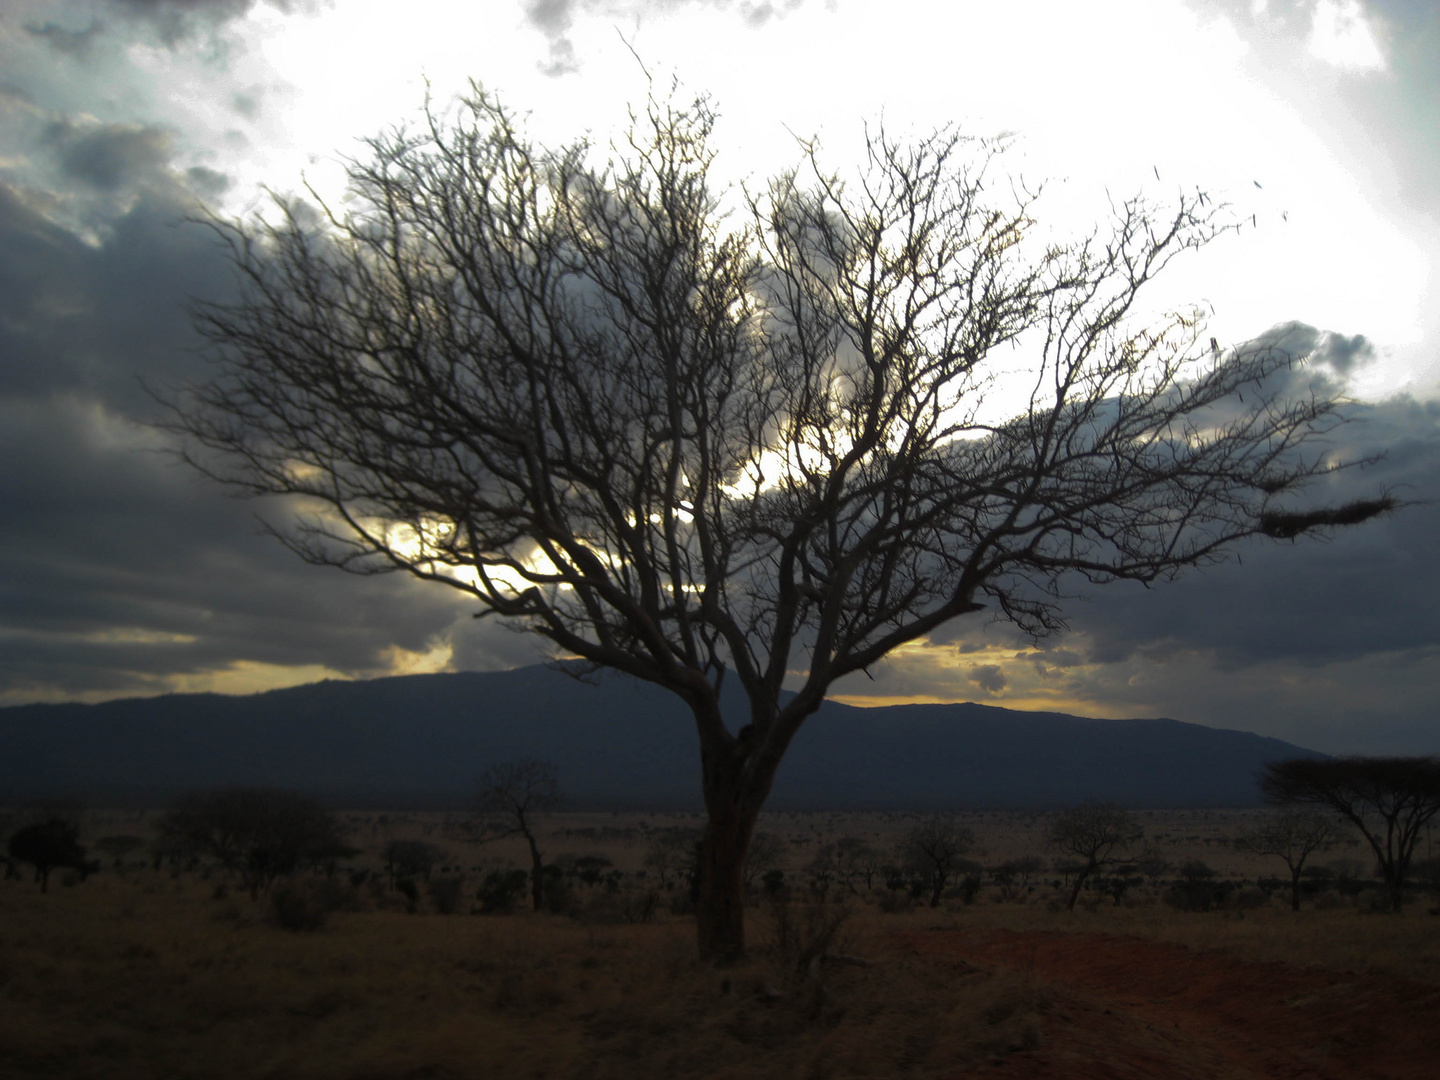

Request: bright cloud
left=1307, top=0, right=1386, bottom=71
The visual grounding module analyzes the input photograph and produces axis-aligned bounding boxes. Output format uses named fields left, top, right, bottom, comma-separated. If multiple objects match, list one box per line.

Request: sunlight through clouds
left=1, top=0, right=1438, bottom=753
left=1307, top=0, right=1387, bottom=71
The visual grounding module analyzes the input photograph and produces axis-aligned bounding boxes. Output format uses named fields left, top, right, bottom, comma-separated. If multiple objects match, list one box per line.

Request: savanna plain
left=2, top=808, right=1437, bottom=1080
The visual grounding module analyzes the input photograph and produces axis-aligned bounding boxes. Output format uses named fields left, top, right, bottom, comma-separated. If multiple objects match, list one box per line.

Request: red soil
left=896, top=928, right=1440, bottom=1080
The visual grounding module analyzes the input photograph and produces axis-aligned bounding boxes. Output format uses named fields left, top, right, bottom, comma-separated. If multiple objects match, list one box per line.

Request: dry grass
left=0, top=875, right=1048, bottom=1080
left=5, top=807, right=1437, bottom=1078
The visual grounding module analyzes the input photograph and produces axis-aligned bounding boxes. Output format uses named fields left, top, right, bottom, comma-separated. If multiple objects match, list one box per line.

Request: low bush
left=428, top=875, right=465, bottom=915
left=477, top=869, right=529, bottom=914
left=269, top=880, right=347, bottom=931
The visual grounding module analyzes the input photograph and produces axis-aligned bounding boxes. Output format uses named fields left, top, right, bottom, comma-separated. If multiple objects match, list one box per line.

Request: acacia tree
left=475, top=758, right=561, bottom=912
left=1231, top=809, right=1347, bottom=911
left=1049, top=803, right=1142, bottom=911
left=900, top=821, right=977, bottom=907
left=158, top=787, right=351, bottom=899
left=165, top=87, right=1394, bottom=960
left=1260, top=757, right=1440, bottom=912
left=7, top=818, right=88, bottom=893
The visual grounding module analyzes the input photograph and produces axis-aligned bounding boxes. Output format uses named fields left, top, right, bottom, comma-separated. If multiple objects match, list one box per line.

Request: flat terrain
left=912, top=928, right=1439, bottom=1080
left=1, top=810, right=1437, bottom=1078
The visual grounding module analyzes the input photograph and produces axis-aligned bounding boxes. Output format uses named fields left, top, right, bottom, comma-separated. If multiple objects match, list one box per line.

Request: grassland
left=1, top=809, right=1436, bottom=1079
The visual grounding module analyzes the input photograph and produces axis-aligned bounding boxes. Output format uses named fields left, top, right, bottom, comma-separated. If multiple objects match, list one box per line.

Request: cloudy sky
left=2, top=0, right=1437, bottom=756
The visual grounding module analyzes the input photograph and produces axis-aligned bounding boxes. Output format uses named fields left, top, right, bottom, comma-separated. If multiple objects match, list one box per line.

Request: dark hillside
left=0, top=665, right=1322, bottom=808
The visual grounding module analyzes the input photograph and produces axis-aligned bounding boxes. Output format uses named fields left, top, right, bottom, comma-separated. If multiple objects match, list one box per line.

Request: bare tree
left=1259, top=757, right=1440, bottom=912
left=991, top=854, right=1045, bottom=901
left=1231, top=809, right=1347, bottom=911
left=475, top=758, right=561, bottom=912
left=815, top=835, right=887, bottom=896
left=643, top=826, right=702, bottom=890
left=900, top=820, right=977, bottom=907
left=1049, top=803, right=1142, bottom=911
left=743, top=831, right=788, bottom=890
left=164, top=86, right=1394, bottom=960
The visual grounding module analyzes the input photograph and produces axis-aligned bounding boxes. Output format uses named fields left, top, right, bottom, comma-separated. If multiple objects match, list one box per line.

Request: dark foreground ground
left=1, top=868, right=1436, bottom=1079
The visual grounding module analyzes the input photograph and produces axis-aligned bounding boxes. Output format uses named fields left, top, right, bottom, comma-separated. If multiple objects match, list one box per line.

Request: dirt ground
left=898, top=926, right=1440, bottom=1080
left=4, top=808, right=1437, bottom=1078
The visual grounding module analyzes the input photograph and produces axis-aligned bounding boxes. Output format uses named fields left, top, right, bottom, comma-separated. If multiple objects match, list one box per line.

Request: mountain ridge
left=0, top=665, right=1323, bottom=808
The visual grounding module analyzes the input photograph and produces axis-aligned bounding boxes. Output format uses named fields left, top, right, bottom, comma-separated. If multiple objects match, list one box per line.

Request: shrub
left=1164, top=861, right=1229, bottom=912
left=270, top=881, right=329, bottom=931
left=1230, top=886, right=1270, bottom=911
left=877, top=889, right=914, bottom=914
left=429, top=875, right=465, bottom=915
left=478, top=869, right=530, bottom=914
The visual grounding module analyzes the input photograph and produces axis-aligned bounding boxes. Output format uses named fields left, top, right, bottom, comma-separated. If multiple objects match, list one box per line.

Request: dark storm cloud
left=106, top=0, right=329, bottom=45
left=25, top=21, right=107, bottom=59
left=967, top=664, right=1007, bottom=695
left=43, top=119, right=174, bottom=192
left=0, top=144, right=545, bottom=703
left=1047, top=349, right=1440, bottom=671
left=1245, top=319, right=1374, bottom=375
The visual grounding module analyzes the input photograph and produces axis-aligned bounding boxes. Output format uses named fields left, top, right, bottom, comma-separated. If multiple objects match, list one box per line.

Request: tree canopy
left=1259, top=757, right=1440, bottom=911
left=1049, top=803, right=1142, bottom=911
left=158, top=786, right=351, bottom=899
left=166, top=87, right=1394, bottom=958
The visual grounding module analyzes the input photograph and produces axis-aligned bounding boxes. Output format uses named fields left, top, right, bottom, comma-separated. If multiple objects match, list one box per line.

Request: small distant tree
left=7, top=819, right=89, bottom=893
left=743, top=832, right=787, bottom=891
left=94, top=834, right=146, bottom=875
left=1260, top=757, right=1440, bottom=912
left=1049, top=803, right=1142, bottom=911
left=1232, top=810, right=1347, bottom=911
left=815, top=835, right=887, bottom=896
left=644, top=827, right=702, bottom=890
left=383, top=839, right=447, bottom=884
left=475, top=758, right=561, bottom=912
left=900, top=820, right=977, bottom=907
left=157, top=787, right=352, bottom=899
left=1134, top=848, right=1172, bottom=888
left=991, top=854, right=1046, bottom=901
left=838, top=837, right=887, bottom=894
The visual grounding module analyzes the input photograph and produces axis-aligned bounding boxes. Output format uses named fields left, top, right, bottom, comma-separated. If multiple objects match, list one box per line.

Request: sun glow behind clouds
left=1307, top=0, right=1387, bottom=71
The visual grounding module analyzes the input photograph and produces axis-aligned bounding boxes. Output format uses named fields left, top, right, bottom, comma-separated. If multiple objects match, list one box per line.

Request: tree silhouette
left=1049, top=803, right=1142, bottom=911
left=1260, top=757, right=1440, bottom=912
left=1231, top=809, right=1346, bottom=911
left=900, top=821, right=976, bottom=907
left=475, top=758, right=561, bottom=912
left=157, top=787, right=351, bottom=899
left=164, top=86, right=1394, bottom=960
left=7, top=818, right=88, bottom=893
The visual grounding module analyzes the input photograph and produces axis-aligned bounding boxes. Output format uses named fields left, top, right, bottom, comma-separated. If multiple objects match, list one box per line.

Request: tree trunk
left=1066, top=861, right=1096, bottom=912
left=525, top=830, right=545, bottom=913
left=696, top=801, right=755, bottom=963
left=691, top=690, right=816, bottom=963
left=695, top=726, right=772, bottom=963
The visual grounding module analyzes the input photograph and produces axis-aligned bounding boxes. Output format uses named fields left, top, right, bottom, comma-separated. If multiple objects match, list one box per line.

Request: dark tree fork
left=164, top=87, right=1394, bottom=961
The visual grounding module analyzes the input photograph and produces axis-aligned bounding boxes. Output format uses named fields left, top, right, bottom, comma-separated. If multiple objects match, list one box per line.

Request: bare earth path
left=896, top=928, right=1440, bottom=1080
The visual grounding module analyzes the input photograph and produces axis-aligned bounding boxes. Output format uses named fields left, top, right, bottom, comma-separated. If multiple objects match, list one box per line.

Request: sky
left=1, top=0, right=1438, bottom=757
